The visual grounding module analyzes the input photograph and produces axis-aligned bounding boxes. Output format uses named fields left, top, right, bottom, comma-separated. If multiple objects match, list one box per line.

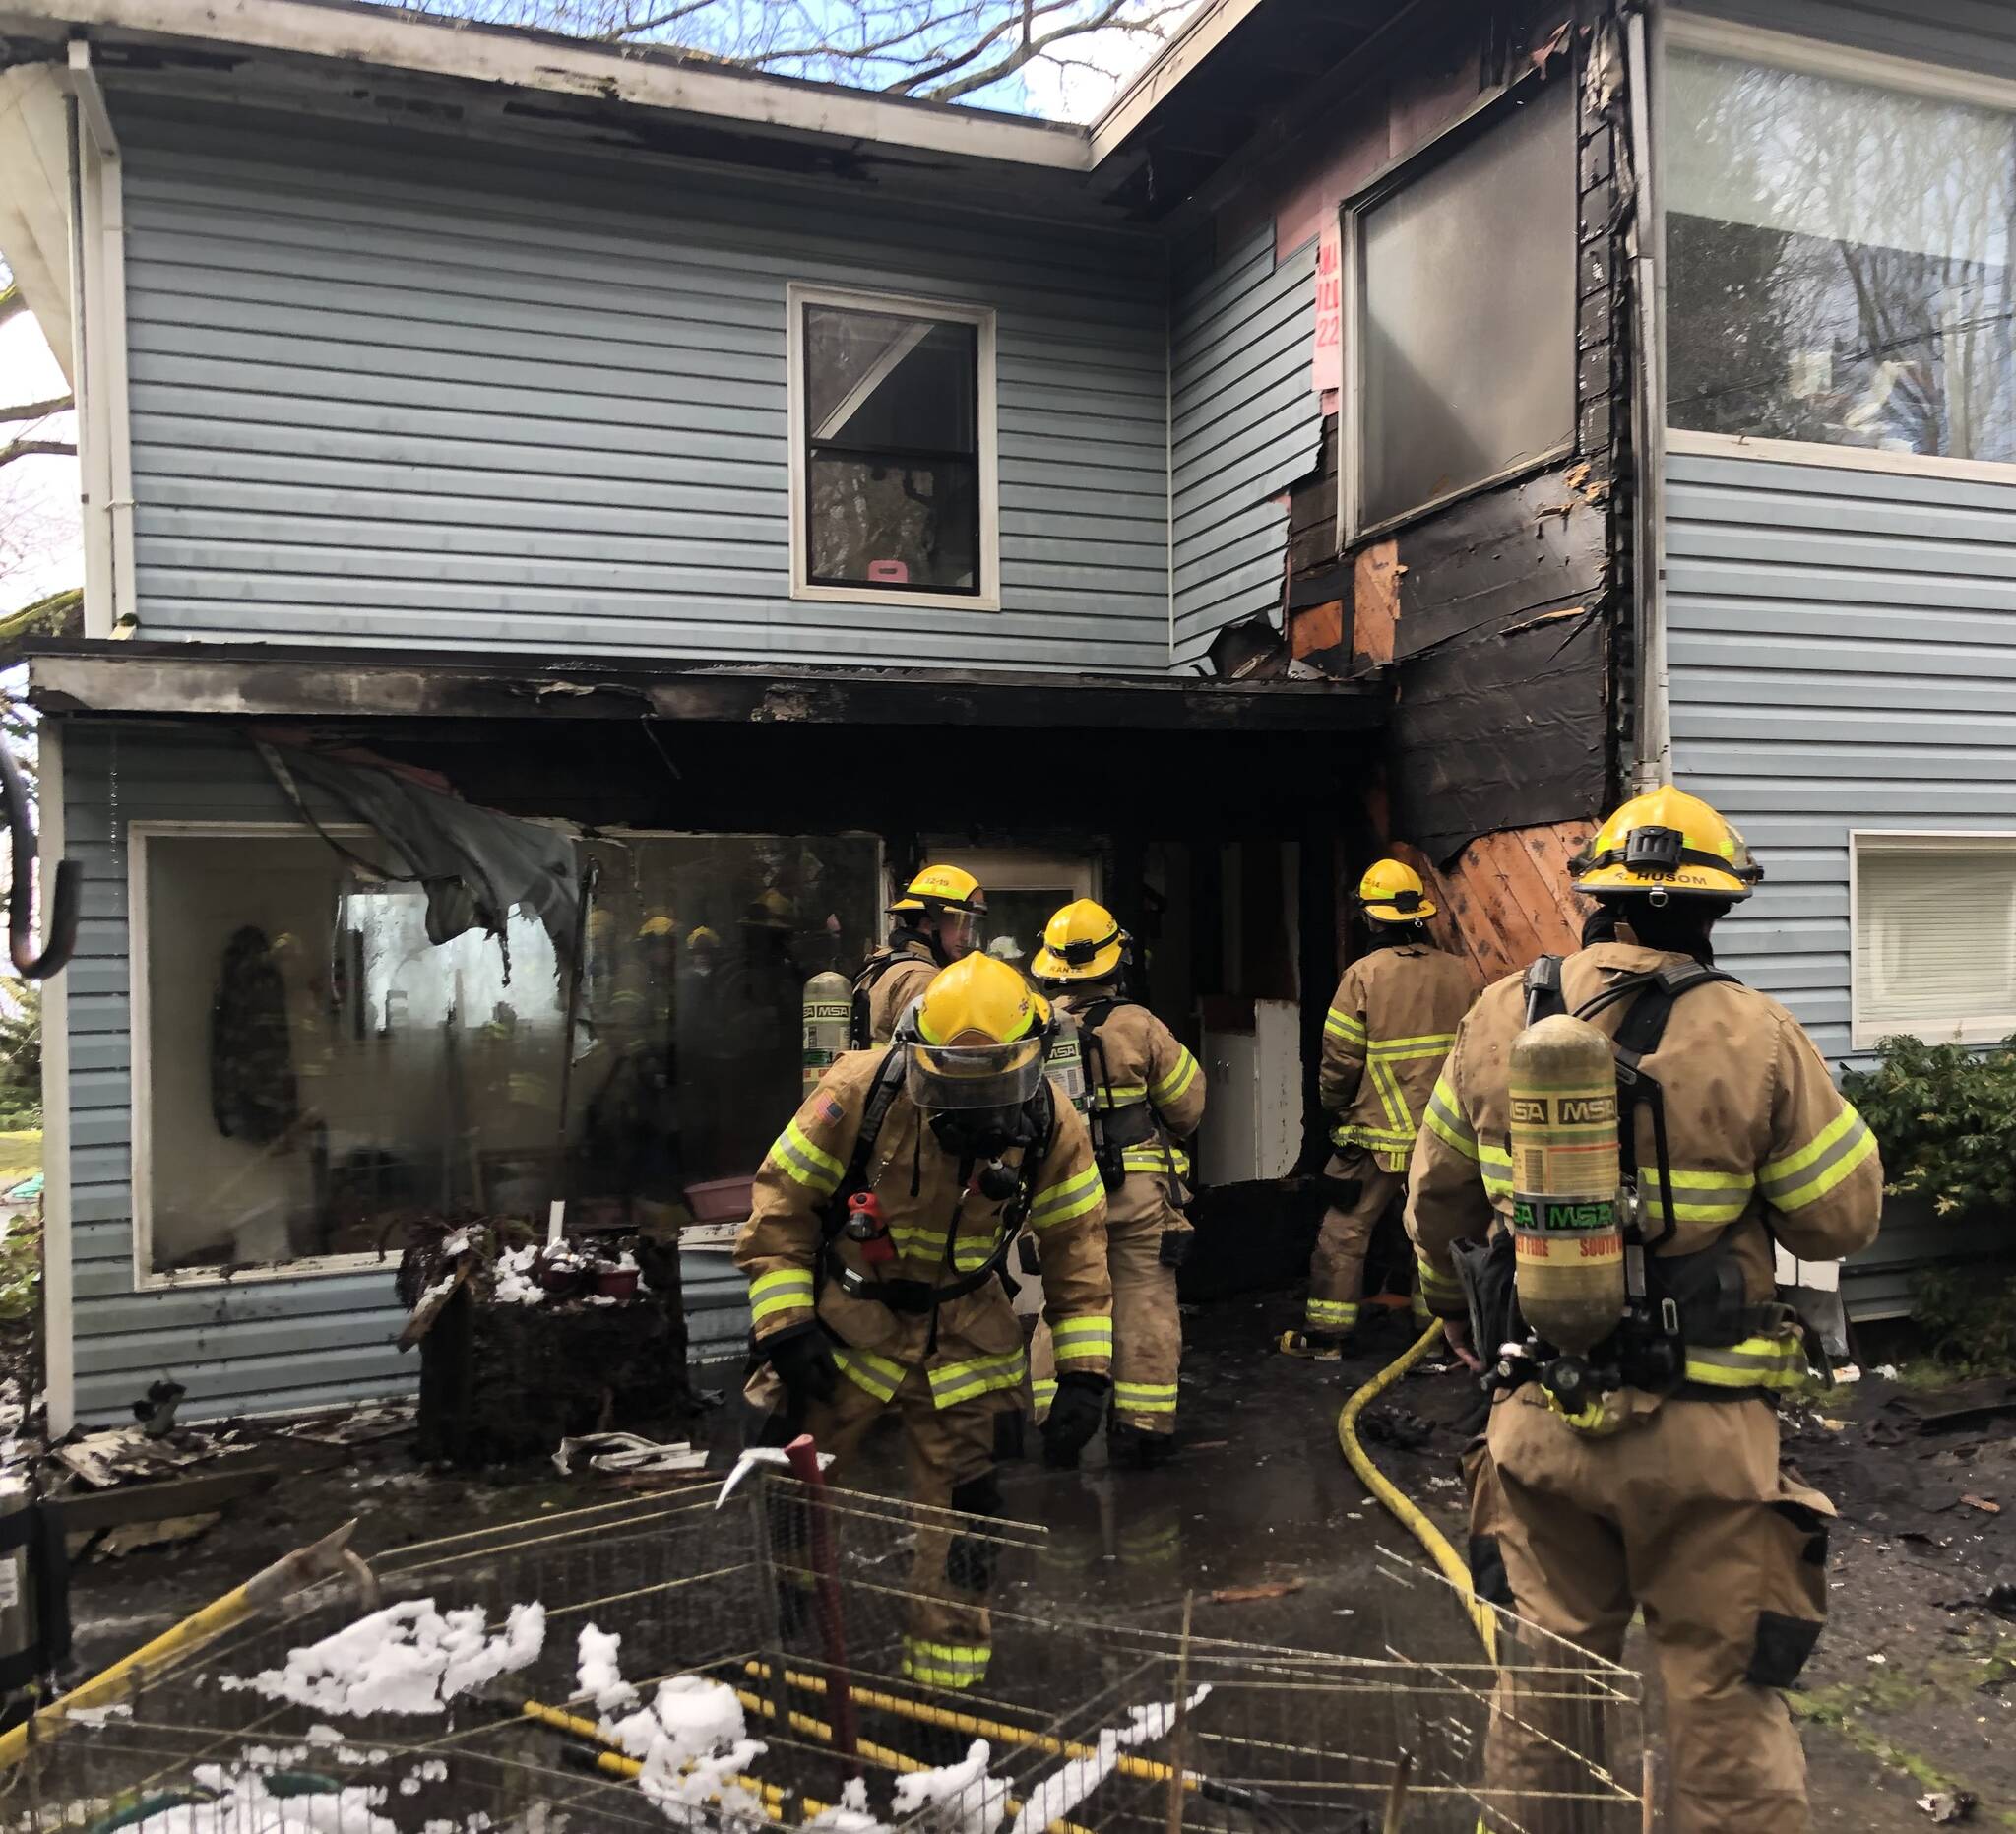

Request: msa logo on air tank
left=1512, top=1198, right=1617, bottom=1233
left=1509, top=1093, right=1618, bottom=1126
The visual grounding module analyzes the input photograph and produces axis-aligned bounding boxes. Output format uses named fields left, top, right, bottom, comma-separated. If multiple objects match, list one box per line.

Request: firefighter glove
left=765, top=1321, right=837, bottom=1407
left=1041, top=1372, right=1109, bottom=1469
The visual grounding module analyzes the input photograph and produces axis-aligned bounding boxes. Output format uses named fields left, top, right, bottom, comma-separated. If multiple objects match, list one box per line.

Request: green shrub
left=1911, top=1260, right=2016, bottom=1376
left=1841, top=1034, right=2016, bottom=1220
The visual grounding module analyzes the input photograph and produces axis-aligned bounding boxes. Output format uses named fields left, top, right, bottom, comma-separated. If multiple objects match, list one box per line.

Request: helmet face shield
left=937, top=908, right=980, bottom=959
left=905, top=1037, right=1046, bottom=1111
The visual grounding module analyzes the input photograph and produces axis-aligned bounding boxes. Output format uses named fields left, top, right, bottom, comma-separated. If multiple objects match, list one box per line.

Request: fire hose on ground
left=1336, top=1321, right=1498, bottom=1664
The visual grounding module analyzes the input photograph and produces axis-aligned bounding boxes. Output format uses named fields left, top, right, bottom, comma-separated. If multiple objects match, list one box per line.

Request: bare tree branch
left=598, top=0, right=713, bottom=41
left=1, top=397, right=73, bottom=425
left=0, top=440, right=77, bottom=470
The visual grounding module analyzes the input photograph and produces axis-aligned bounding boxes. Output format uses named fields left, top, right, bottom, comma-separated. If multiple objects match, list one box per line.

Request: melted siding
left=113, top=97, right=1169, bottom=671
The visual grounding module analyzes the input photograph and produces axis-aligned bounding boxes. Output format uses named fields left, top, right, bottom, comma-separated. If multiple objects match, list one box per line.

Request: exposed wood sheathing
left=1390, top=822, right=1595, bottom=985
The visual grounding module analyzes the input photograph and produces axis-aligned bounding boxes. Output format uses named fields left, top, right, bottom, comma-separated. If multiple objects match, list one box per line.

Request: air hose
left=1336, top=1321, right=1497, bottom=1662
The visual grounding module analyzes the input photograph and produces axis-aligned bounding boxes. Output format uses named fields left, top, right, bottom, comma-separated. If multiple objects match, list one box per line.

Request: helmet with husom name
left=1355, top=858, right=1435, bottom=923
left=898, top=952, right=1051, bottom=1113
left=1569, top=786, right=1763, bottom=902
left=1032, top=898, right=1127, bottom=984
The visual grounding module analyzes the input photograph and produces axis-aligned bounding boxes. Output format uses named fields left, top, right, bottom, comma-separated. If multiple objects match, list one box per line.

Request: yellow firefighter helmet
left=686, top=925, right=721, bottom=951
left=901, top=953, right=1051, bottom=1112
left=1570, top=786, right=1762, bottom=901
left=638, top=913, right=677, bottom=941
left=889, top=863, right=986, bottom=917
left=1356, top=857, right=1435, bottom=923
left=1032, top=898, right=1127, bottom=983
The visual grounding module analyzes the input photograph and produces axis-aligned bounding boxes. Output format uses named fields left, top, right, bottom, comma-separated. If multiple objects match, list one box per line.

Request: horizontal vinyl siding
left=1168, top=226, right=1322, bottom=671
left=113, top=98, right=1169, bottom=671
left=61, top=724, right=411, bottom=1422
left=1665, top=450, right=2016, bottom=1068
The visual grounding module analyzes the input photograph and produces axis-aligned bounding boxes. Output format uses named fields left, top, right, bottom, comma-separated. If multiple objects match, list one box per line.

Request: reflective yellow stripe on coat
left=1050, top=1313, right=1113, bottom=1366
left=1759, top=1105, right=1879, bottom=1213
left=1028, top=1163, right=1102, bottom=1232
left=749, top=1267, right=815, bottom=1328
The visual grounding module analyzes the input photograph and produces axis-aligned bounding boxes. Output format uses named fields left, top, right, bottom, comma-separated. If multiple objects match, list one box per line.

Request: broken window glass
left=1667, top=50, right=2016, bottom=464
left=800, top=302, right=982, bottom=594
left=1353, top=78, right=1577, bottom=536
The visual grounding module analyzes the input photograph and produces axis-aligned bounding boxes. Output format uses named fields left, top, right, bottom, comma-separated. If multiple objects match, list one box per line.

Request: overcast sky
left=0, top=311, right=79, bottom=610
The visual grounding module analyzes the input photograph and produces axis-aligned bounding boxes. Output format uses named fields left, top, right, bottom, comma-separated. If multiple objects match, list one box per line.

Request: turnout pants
left=1033, top=1182, right=1185, bottom=1435
left=754, top=1365, right=1019, bottom=1690
left=1304, top=1147, right=1405, bottom=1337
left=1467, top=1390, right=1834, bottom=1834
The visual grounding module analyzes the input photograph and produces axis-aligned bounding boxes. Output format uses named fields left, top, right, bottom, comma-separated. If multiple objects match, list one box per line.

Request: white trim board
left=1666, top=426, right=2016, bottom=491
left=5, top=0, right=1090, bottom=169
left=785, top=282, right=1000, bottom=615
left=1664, top=11, right=2016, bottom=115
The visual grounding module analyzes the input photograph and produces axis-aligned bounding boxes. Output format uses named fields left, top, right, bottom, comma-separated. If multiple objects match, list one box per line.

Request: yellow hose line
left=1337, top=1321, right=1498, bottom=1664
left=520, top=1699, right=789, bottom=1806
left=0, top=1583, right=258, bottom=1769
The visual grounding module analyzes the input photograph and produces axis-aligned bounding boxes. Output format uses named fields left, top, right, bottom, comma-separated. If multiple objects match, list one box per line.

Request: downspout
left=1625, top=3, right=1670, bottom=791
left=63, top=41, right=131, bottom=641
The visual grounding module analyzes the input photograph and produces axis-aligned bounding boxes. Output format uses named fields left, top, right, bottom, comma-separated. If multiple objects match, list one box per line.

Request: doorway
left=912, top=847, right=1099, bottom=980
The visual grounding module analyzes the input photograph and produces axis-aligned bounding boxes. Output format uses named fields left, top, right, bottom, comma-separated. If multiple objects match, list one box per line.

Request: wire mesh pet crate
left=2, top=1473, right=1645, bottom=1833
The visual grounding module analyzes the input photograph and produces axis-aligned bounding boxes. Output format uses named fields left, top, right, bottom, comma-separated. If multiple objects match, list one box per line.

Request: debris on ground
left=54, top=1423, right=245, bottom=1488
left=292, top=1401, right=418, bottom=1448
left=1209, top=1579, right=1304, bottom=1604
left=1917, top=1789, right=1977, bottom=1823
left=553, top=1431, right=708, bottom=1477
left=132, top=1377, right=187, bottom=1438
left=1357, top=1407, right=1433, bottom=1452
left=1960, top=1494, right=2001, bottom=1515
left=92, top=1510, right=221, bottom=1560
left=1887, top=1380, right=2016, bottom=1432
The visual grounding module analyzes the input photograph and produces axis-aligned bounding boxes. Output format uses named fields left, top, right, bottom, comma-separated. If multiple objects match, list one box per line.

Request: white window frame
left=1339, top=75, right=1578, bottom=547
left=1849, top=828, right=2016, bottom=1050
left=786, top=282, right=1001, bottom=613
left=1662, top=15, right=2016, bottom=487
left=130, top=820, right=395, bottom=1290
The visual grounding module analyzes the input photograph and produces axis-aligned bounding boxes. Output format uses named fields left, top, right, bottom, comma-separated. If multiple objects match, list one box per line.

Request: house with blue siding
left=1, top=0, right=2005, bottom=1423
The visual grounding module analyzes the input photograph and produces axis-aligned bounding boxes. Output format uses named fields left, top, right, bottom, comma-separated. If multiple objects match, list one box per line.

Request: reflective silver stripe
left=1759, top=1108, right=1878, bottom=1213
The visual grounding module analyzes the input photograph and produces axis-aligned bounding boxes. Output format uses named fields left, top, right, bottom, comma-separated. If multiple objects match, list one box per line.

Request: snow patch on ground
left=577, top=1622, right=639, bottom=1714
left=1008, top=1687, right=1212, bottom=1834
left=893, top=1739, right=1008, bottom=1834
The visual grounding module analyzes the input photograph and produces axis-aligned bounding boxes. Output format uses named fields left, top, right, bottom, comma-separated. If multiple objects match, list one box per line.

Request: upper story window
left=1344, top=77, right=1577, bottom=541
left=1853, top=833, right=2016, bottom=1048
left=1668, top=36, right=2016, bottom=468
left=788, top=284, right=999, bottom=612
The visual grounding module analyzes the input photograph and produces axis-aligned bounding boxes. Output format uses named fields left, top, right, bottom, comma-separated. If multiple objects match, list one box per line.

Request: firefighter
left=736, top=950, right=1112, bottom=1691
left=1406, top=786, right=1882, bottom=1834
left=851, top=864, right=988, bottom=1046
left=1281, top=858, right=1477, bottom=1359
left=1026, top=899, right=1206, bottom=1468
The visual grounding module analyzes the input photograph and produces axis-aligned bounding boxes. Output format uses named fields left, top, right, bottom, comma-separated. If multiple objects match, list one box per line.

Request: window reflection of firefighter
left=1406, top=789, right=1884, bottom=1834
left=1282, top=859, right=1478, bottom=1360
left=581, top=913, right=684, bottom=1211
left=737, top=953, right=1112, bottom=1691
left=850, top=865, right=986, bottom=1046
left=1027, top=901, right=1205, bottom=1468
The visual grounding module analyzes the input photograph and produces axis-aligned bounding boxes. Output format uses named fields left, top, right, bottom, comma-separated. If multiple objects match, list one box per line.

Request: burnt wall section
left=1199, top=0, right=1629, bottom=906
left=1169, top=225, right=1324, bottom=672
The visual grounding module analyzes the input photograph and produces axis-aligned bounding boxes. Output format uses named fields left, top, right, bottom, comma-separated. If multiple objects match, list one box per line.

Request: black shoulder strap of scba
left=1522, top=954, right=1738, bottom=1246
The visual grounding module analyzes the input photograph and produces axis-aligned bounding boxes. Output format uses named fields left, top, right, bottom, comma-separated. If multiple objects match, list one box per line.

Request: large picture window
left=1852, top=833, right=2016, bottom=1048
left=788, top=285, right=998, bottom=610
left=135, top=825, right=881, bottom=1283
left=1345, top=77, right=1577, bottom=540
left=1667, top=41, right=2016, bottom=467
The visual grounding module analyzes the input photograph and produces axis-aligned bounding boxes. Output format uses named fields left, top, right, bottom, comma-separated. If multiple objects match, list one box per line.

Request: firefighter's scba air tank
left=801, top=969, right=852, bottom=1092
left=1508, top=1013, right=1627, bottom=1356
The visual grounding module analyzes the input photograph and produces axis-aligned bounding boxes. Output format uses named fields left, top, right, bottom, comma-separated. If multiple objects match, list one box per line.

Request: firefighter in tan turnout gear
left=1282, top=859, right=1477, bottom=1358
left=736, top=950, right=1111, bottom=1691
left=1406, top=787, right=1883, bottom=1834
left=850, top=864, right=986, bottom=1046
left=1026, top=900, right=1206, bottom=1468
